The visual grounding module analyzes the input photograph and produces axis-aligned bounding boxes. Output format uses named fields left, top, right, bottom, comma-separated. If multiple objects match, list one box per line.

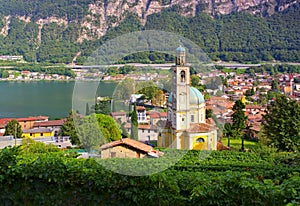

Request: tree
left=151, top=90, right=166, bottom=107
left=223, top=122, right=232, bottom=147
left=92, top=99, right=110, bottom=115
left=130, top=103, right=138, bottom=140
left=271, top=80, right=280, bottom=92
left=85, top=103, right=90, bottom=115
left=76, top=114, right=122, bottom=152
left=2, top=70, right=9, bottom=78
left=231, top=100, right=247, bottom=139
left=205, top=109, right=213, bottom=119
left=191, top=74, right=200, bottom=87
left=76, top=114, right=103, bottom=153
left=4, top=120, right=22, bottom=138
left=136, top=81, right=158, bottom=100
left=61, top=111, right=80, bottom=146
left=95, top=113, right=122, bottom=142
left=262, top=95, right=300, bottom=152
left=245, top=88, right=255, bottom=97
left=195, top=84, right=206, bottom=93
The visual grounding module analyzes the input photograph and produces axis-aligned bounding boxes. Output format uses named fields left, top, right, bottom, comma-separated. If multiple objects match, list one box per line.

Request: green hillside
left=0, top=2, right=298, bottom=63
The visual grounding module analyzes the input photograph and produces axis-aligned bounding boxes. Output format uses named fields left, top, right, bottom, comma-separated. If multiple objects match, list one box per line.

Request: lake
left=0, top=81, right=118, bottom=119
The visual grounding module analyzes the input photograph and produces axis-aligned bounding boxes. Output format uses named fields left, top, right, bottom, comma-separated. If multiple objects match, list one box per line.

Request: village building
left=33, top=119, right=65, bottom=136
left=0, top=116, right=49, bottom=131
left=158, top=46, right=218, bottom=150
left=110, top=112, right=127, bottom=124
left=23, top=128, right=55, bottom=138
left=100, top=138, right=163, bottom=158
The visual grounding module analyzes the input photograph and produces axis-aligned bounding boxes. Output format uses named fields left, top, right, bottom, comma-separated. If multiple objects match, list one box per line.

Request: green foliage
left=4, top=119, right=22, bottom=138
left=0, top=70, right=9, bottom=78
left=0, top=4, right=299, bottom=63
left=130, top=103, right=138, bottom=140
left=20, top=138, right=60, bottom=154
left=85, top=103, right=90, bottom=115
left=190, top=74, right=200, bottom=87
left=205, top=109, right=213, bottom=119
left=231, top=100, right=247, bottom=139
left=95, top=113, right=122, bottom=142
left=106, top=65, right=137, bottom=76
left=60, top=110, right=80, bottom=146
left=0, top=148, right=299, bottom=205
left=262, top=95, right=300, bottom=152
left=69, top=113, right=121, bottom=151
left=76, top=114, right=104, bottom=152
left=223, top=123, right=233, bottom=147
left=136, top=81, right=159, bottom=100
left=92, top=100, right=110, bottom=115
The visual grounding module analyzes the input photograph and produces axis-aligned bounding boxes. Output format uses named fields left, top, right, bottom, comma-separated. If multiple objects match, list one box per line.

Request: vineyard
left=0, top=145, right=299, bottom=205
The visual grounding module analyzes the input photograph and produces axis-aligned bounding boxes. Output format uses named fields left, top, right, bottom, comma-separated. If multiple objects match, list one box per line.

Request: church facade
left=158, top=46, right=218, bottom=150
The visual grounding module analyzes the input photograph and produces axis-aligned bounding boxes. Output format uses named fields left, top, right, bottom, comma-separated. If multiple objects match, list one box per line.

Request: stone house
left=100, top=138, right=162, bottom=159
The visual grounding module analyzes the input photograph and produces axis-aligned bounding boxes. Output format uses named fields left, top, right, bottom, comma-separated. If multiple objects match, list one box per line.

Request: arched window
left=196, top=138, right=205, bottom=143
left=180, top=70, right=185, bottom=82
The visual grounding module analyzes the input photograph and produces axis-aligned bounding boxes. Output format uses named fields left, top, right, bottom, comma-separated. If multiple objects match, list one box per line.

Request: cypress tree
left=130, top=103, right=138, bottom=140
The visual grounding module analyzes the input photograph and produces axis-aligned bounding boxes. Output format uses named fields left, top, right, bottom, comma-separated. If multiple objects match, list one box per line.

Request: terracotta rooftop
left=188, top=122, right=216, bottom=133
left=110, top=112, right=126, bottom=116
left=147, top=111, right=167, bottom=119
left=246, top=105, right=263, bottom=109
left=136, top=106, right=146, bottom=111
left=207, top=96, right=227, bottom=101
left=138, top=124, right=151, bottom=129
left=0, top=116, right=49, bottom=125
left=100, top=138, right=154, bottom=153
left=33, top=119, right=65, bottom=127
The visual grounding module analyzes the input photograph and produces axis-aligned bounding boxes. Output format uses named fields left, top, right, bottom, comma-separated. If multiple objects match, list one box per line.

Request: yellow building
left=23, top=128, right=55, bottom=138
left=158, top=46, right=218, bottom=150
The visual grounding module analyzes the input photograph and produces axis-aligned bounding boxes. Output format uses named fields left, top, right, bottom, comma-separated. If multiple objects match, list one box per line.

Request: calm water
left=0, top=81, right=117, bottom=119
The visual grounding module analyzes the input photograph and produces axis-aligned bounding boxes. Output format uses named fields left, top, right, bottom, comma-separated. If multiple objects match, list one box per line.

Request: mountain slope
left=0, top=0, right=298, bottom=63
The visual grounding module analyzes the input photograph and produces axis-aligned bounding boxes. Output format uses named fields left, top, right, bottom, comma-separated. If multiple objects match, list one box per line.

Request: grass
left=221, top=138, right=259, bottom=151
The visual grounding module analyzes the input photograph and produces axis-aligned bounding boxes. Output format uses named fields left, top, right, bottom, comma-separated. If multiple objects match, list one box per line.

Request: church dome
left=167, top=87, right=205, bottom=105
left=189, top=87, right=205, bottom=105
left=176, top=46, right=186, bottom=53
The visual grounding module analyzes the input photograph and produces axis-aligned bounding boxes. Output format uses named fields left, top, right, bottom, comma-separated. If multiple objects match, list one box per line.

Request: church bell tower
left=171, top=46, right=190, bottom=131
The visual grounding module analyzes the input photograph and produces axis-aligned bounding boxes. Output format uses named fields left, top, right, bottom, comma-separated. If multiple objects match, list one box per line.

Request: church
left=158, top=46, right=218, bottom=150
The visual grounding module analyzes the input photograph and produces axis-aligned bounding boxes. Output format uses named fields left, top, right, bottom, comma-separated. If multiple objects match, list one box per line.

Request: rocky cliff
left=0, top=0, right=298, bottom=63
left=1, top=0, right=296, bottom=42
left=77, top=0, right=299, bottom=41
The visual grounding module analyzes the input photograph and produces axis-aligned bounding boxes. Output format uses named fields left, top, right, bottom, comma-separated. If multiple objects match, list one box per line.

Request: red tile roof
left=110, top=112, right=126, bottom=116
left=147, top=111, right=167, bottom=119
left=33, top=119, right=65, bottom=127
left=0, top=116, right=49, bottom=125
left=138, top=124, right=151, bottom=129
left=136, top=106, right=146, bottom=111
left=160, top=112, right=167, bottom=117
left=100, top=138, right=154, bottom=153
left=188, top=122, right=215, bottom=133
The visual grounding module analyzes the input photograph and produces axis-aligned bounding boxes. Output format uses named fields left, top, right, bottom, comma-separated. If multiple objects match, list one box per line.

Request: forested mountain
left=0, top=0, right=299, bottom=63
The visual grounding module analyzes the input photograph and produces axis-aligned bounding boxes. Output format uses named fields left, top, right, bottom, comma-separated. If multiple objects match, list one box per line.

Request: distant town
left=0, top=51, right=300, bottom=153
